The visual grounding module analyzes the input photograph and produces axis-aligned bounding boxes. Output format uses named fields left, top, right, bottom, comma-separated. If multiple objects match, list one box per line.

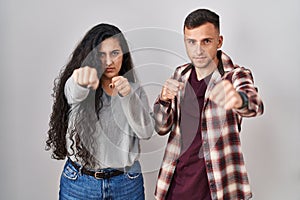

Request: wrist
left=158, top=96, right=171, bottom=106
left=159, top=92, right=169, bottom=102
left=238, top=91, right=248, bottom=109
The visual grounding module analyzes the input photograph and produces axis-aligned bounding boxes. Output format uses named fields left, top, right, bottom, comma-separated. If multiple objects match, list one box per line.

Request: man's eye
left=188, top=40, right=195, bottom=44
left=203, top=39, right=211, bottom=44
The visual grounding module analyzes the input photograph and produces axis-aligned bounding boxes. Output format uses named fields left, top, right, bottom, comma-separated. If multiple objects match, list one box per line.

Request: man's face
left=184, top=23, right=223, bottom=70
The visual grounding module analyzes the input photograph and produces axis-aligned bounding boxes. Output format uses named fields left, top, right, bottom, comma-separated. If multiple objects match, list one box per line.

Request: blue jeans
left=59, top=159, right=145, bottom=200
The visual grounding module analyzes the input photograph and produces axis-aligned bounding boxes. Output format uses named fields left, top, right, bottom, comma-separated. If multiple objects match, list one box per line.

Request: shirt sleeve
left=118, top=84, right=155, bottom=139
left=229, top=67, right=264, bottom=117
left=153, top=96, right=174, bottom=135
left=64, top=76, right=90, bottom=105
left=152, top=67, right=182, bottom=136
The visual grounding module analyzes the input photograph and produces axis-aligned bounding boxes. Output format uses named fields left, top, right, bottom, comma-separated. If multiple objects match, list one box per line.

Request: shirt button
left=206, top=162, right=212, bottom=169
left=210, top=183, right=216, bottom=190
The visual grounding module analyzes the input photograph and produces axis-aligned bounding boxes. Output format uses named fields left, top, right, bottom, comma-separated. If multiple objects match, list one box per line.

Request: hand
left=209, top=80, right=243, bottom=110
left=110, top=76, right=131, bottom=97
left=160, top=78, right=184, bottom=101
left=72, top=66, right=99, bottom=90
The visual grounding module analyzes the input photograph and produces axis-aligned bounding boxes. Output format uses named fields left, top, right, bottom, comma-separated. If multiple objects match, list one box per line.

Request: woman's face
left=99, top=37, right=123, bottom=80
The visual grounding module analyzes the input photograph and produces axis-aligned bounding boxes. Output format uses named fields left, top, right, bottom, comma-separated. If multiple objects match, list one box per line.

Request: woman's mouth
left=105, top=67, right=115, bottom=72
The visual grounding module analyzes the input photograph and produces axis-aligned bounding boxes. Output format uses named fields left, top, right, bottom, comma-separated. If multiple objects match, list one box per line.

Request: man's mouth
left=194, top=56, right=206, bottom=60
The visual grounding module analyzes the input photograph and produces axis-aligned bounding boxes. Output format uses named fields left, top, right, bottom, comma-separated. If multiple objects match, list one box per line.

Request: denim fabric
left=59, top=159, right=145, bottom=200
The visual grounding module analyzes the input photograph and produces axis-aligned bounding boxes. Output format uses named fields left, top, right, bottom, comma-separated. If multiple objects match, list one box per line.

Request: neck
left=101, top=77, right=114, bottom=96
left=195, top=59, right=219, bottom=80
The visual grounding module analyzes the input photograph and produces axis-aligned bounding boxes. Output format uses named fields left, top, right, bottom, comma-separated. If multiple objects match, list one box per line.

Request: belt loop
left=78, top=165, right=83, bottom=176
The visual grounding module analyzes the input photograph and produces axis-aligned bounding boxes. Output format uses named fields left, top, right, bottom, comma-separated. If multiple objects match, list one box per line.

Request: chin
left=103, top=74, right=117, bottom=79
left=193, top=63, right=206, bottom=69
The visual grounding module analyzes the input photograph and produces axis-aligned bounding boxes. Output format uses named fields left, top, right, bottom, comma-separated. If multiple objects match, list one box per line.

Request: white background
left=1, top=0, right=300, bottom=199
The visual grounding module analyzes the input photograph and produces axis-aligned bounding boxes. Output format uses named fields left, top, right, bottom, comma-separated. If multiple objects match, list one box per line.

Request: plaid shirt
left=153, top=51, right=264, bottom=200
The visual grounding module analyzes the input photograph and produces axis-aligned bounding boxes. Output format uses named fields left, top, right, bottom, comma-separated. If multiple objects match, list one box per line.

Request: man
left=154, top=9, right=264, bottom=200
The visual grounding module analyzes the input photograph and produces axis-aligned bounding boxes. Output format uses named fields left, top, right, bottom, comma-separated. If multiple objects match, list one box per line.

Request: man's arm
left=153, top=98, right=174, bottom=135
left=153, top=67, right=184, bottom=135
left=231, top=67, right=264, bottom=117
left=209, top=67, right=264, bottom=117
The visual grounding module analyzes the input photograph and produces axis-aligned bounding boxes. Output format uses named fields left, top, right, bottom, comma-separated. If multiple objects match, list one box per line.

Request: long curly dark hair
left=46, top=23, right=136, bottom=167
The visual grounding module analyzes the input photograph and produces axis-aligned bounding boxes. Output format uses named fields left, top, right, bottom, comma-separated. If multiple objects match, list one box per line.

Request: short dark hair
left=184, top=8, right=220, bottom=32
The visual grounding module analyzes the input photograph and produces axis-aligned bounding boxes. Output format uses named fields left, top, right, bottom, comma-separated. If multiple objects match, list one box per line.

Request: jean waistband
left=68, top=159, right=128, bottom=179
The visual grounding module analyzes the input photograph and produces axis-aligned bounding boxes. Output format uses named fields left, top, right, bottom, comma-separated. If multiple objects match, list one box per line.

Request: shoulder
left=175, top=63, right=191, bottom=72
left=129, top=82, right=145, bottom=96
left=220, top=51, right=254, bottom=80
left=224, top=64, right=255, bottom=84
left=129, top=82, right=139, bottom=89
left=173, top=63, right=191, bottom=79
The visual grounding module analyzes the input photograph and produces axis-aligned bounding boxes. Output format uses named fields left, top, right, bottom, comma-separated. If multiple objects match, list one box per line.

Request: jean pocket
left=126, top=172, right=141, bottom=180
left=63, top=164, right=78, bottom=180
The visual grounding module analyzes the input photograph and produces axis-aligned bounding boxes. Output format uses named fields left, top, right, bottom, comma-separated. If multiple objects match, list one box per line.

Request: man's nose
left=195, top=43, right=204, bottom=55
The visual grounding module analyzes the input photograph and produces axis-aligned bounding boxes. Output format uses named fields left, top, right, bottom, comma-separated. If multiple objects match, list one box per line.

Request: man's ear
left=218, top=35, right=223, bottom=49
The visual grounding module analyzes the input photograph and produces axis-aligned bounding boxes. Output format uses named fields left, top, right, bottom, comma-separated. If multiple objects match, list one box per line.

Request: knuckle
left=78, top=68, right=84, bottom=74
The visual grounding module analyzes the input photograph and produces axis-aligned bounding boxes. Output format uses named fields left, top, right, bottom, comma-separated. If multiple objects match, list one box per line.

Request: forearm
left=153, top=97, right=174, bottom=135
left=64, top=76, right=90, bottom=105
left=119, top=87, right=155, bottom=139
left=235, top=88, right=264, bottom=117
left=231, top=68, right=264, bottom=117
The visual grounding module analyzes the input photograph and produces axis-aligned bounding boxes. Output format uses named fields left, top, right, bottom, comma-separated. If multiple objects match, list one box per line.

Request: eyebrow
left=184, top=38, right=197, bottom=43
left=98, top=49, right=121, bottom=53
left=185, top=38, right=196, bottom=41
left=185, top=37, right=214, bottom=41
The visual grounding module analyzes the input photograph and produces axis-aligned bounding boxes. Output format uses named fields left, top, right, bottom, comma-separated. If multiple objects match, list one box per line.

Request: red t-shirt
left=166, top=67, right=212, bottom=200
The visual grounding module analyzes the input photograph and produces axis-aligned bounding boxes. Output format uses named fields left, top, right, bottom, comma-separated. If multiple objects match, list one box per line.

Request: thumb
left=89, top=79, right=99, bottom=90
left=179, top=82, right=184, bottom=90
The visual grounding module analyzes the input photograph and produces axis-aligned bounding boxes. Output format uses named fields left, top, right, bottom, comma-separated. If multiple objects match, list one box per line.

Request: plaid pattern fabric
left=154, top=51, right=264, bottom=200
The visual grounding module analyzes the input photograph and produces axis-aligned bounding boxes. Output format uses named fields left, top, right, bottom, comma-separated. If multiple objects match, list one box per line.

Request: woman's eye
left=112, top=51, right=119, bottom=56
left=99, top=52, right=105, bottom=58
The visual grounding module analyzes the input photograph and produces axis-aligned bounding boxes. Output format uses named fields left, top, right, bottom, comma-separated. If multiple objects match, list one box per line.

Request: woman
left=46, top=23, right=154, bottom=200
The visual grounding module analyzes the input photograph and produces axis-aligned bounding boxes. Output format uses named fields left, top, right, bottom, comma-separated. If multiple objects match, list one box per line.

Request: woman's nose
left=105, top=55, right=113, bottom=66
